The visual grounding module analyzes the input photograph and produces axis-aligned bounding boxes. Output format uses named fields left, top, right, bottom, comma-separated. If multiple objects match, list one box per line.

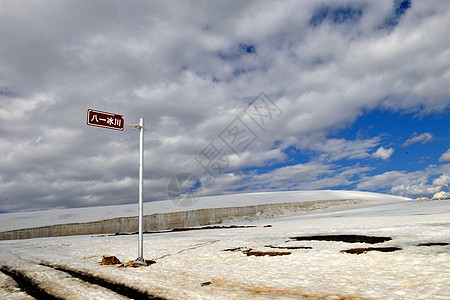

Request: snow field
left=0, top=193, right=448, bottom=299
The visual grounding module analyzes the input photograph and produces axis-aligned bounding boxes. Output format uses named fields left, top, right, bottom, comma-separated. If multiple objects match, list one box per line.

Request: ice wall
left=0, top=199, right=368, bottom=240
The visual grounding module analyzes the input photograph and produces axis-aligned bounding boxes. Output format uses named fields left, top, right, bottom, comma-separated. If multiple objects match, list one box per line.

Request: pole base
left=133, top=258, right=148, bottom=267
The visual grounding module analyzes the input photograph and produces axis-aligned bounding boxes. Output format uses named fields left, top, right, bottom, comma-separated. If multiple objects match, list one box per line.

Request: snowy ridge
left=0, top=190, right=410, bottom=232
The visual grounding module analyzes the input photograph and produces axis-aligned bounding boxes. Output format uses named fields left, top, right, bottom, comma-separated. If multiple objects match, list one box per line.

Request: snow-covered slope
left=0, top=190, right=410, bottom=232
left=0, top=192, right=448, bottom=299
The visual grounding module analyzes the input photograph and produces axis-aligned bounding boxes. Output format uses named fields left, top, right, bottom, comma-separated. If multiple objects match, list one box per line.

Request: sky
left=0, top=0, right=449, bottom=212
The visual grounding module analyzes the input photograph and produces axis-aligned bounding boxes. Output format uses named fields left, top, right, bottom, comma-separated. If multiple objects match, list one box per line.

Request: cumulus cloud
left=433, top=174, right=450, bottom=187
left=433, top=191, right=450, bottom=199
left=439, top=148, right=450, bottom=162
left=372, top=146, right=394, bottom=160
left=1, top=0, right=450, bottom=211
left=358, top=164, right=450, bottom=197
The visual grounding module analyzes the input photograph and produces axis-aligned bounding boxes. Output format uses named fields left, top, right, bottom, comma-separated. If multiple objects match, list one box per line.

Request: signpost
left=87, top=109, right=125, bottom=131
left=126, top=118, right=147, bottom=264
left=87, top=109, right=147, bottom=264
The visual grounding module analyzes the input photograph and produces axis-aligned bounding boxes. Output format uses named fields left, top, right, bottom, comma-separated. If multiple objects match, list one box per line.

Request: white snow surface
left=1, top=191, right=449, bottom=299
left=0, top=190, right=409, bottom=231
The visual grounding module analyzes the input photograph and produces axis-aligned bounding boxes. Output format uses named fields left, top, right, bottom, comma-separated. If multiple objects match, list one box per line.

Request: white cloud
left=199, top=162, right=372, bottom=196
left=433, top=191, right=450, bottom=199
left=390, top=184, right=442, bottom=197
left=439, top=148, right=450, bottom=162
left=358, top=164, right=450, bottom=197
left=298, top=135, right=381, bottom=162
left=372, top=146, right=394, bottom=160
left=1, top=1, right=450, bottom=211
left=402, top=132, right=434, bottom=147
left=433, top=174, right=450, bottom=187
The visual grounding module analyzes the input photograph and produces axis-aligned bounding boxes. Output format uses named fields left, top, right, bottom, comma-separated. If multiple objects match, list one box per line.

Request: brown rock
left=101, top=256, right=121, bottom=265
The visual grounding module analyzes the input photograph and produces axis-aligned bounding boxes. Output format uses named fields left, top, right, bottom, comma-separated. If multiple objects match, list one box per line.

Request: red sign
left=87, top=109, right=124, bottom=131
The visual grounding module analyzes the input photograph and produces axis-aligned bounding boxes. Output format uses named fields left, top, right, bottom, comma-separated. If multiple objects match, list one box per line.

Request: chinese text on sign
left=87, top=109, right=125, bottom=131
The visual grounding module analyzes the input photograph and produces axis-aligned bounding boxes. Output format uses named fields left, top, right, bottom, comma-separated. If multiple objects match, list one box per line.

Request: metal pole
left=137, top=117, right=145, bottom=262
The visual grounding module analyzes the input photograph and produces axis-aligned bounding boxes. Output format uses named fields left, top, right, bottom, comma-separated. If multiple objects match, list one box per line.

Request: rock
left=101, top=256, right=121, bottom=265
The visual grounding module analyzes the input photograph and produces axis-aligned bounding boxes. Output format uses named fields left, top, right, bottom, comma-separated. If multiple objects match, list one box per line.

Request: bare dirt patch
left=213, top=279, right=369, bottom=299
left=340, top=247, right=402, bottom=254
left=289, top=234, right=392, bottom=244
left=265, top=245, right=312, bottom=250
left=417, top=242, right=449, bottom=246
left=222, top=247, right=291, bottom=256
left=223, top=247, right=248, bottom=252
left=243, top=249, right=291, bottom=257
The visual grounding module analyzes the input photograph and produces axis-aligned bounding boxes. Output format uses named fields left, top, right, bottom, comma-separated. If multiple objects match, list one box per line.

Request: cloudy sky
left=1, top=0, right=449, bottom=212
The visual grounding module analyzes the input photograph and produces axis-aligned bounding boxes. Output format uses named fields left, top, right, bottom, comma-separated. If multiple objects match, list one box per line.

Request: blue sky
left=321, top=109, right=449, bottom=191
left=0, top=0, right=449, bottom=212
left=214, top=106, right=449, bottom=195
